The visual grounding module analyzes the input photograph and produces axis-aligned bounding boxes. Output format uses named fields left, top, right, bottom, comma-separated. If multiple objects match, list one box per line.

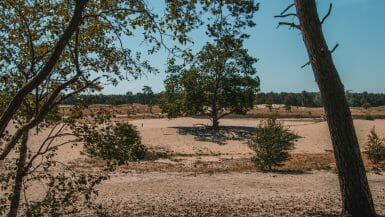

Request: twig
left=320, top=3, right=332, bottom=24
left=301, top=61, right=310, bottom=69
left=280, top=3, right=295, bottom=16
left=276, top=22, right=301, bottom=30
left=274, top=13, right=296, bottom=18
left=301, top=43, right=339, bottom=68
left=330, top=43, right=339, bottom=53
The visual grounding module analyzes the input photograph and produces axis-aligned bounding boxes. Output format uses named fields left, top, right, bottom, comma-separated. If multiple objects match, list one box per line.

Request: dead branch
left=330, top=43, right=339, bottom=53
left=274, top=13, right=297, bottom=18
left=320, top=3, right=332, bottom=24
left=280, top=3, right=295, bottom=16
left=276, top=22, right=301, bottom=30
left=301, top=43, right=339, bottom=68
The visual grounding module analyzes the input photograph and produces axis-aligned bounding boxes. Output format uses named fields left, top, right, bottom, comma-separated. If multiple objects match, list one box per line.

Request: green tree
left=300, top=91, right=315, bottom=107
left=362, top=102, right=372, bottom=110
left=0, top=0, right=217, bottom=216
left=249, top=118, right=298, bottom=171
left=77, top=122, right=147, bottom=164
left=365, top=128, right=385, bottom=164
left=0, top=0, right=261, bottom=215
left=142, top=86, right=155, bottom=113
left=161, top=37, right=260, bottom=129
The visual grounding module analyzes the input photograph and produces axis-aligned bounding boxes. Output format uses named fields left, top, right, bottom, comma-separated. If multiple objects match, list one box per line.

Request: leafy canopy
left=161, top=37, right=260, bottom=127
left=0, top=0, right=260, bottom=216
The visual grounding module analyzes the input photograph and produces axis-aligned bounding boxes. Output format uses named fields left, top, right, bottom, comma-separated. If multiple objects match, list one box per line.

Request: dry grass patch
left=281, top=153, right=335, bottom=171
left=70, top=152, right=385, bottom=174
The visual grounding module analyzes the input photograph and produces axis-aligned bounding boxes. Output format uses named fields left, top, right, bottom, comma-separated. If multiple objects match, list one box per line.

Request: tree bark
left=7, top=132, right=28, bottom=217
left=0, top=0, right=87, bottom=138
left=212, top=114, right=219, bottom=129
left=294, top=1, right=376, bottom=216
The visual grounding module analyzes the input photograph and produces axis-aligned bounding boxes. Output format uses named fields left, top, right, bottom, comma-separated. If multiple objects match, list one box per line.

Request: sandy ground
left=95, top=171, right=385, bottom=216
left=4, top=117, right=385, bottom=216
left=129, top=117, right=385, bottom=155
left=10, top=117, right=384, bottom=162
left=99, top=118, right=385, bottom=216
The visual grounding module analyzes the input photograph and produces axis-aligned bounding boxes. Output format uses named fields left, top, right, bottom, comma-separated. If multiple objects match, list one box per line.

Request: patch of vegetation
left=161, top=37, right=260, bottom=129
left=249, top=118, right=298, bottom=171
left=365, top=128, right=385, bottom=164
left=364, top=113, right=375, bottom=121
left=79, top=123, right=147, bottom=164
left=362, top=102, right=372, bottom=110
left=25, top=172, right=108, bottom=217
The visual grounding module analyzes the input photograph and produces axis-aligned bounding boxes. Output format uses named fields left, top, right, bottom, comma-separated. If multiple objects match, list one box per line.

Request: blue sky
left=103, top=0, right=385, bottom=94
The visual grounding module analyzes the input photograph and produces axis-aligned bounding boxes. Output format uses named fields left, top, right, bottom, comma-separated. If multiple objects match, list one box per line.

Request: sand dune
left=4, top=117, right=385, bottom=216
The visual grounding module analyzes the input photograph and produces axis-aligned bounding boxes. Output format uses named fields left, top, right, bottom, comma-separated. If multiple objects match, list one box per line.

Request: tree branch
left=280, top=3, right=295, bottom=16
left=276, top=22, right=301, bottom=30
left=320, top=3, right=332, bottom=25
left=0, top=73, right=84, bottom=160
left=274, top=13, right=297, bottom=18
left=301, top=43, right=339, bottom=68
left=218, top=111, right=233, bottom=119
left=330, top=43, right=339, bottom=53
left=25, top=124, right=77, bottom=172
left=0, top=0, right=87, bottom=138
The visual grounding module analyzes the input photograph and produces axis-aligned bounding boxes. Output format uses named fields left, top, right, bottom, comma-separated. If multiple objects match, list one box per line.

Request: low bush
left=81, top=123, right=147, bottom=164
left=365, top=128, right=385, bottom=164
left=362, top=102, right=372, bottom=109
left=364, top=113, right=375, bottom=121
left=249, top=118, right=298, bottom=171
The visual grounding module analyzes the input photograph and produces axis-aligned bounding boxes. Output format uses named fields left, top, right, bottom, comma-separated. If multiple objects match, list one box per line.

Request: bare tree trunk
left=0, top=0, right=87, bottom=138
left=212, top=114, right=219, bottom=129
left=294, top=1, right=376, bottom=216
left=7, top=132, right=28, bottom=217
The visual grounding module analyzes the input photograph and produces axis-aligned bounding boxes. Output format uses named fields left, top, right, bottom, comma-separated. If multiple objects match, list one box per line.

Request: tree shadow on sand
left=171, top=126, right=256, bottom=145
left=269, top=169, right=309, bottom=175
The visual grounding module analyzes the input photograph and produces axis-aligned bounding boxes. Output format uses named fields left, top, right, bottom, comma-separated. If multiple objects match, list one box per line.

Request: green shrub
left=283, top=104, right=291, bottom=112
left=249, top=118, right=298, bottom=171
left=362, top=102, right=372, bottom=110
left=81, top=123, right=147, bottom=164
left=364, top=113, right=375, bottom=121
left=365, top=128, right=385, bottom=164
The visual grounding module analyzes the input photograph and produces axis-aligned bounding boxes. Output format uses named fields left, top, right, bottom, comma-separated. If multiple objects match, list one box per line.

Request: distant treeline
left=62, top=91, right=161, bottom=106
left=62, top=91, right=385, bottom=108
left=256, top=91, right=385, bottom=108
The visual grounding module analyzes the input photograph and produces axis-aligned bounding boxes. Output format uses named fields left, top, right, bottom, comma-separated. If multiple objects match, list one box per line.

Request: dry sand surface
left=96, top=171, right=385, bottom=217
left=129, top=117, right=385, bottom=156
left=4, top=117, right=385, bottom=216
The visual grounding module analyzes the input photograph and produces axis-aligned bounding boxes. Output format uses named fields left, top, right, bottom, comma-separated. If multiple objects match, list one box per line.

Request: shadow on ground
left=270, top=169, right=309, bottom=175
left=171, top=126, right=256, bottom=145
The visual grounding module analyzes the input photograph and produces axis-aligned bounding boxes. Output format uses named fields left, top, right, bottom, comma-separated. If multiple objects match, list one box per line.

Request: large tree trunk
left=294, top=1, right=376, bottom=216
left=7, top=132, right=28, bottom=217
